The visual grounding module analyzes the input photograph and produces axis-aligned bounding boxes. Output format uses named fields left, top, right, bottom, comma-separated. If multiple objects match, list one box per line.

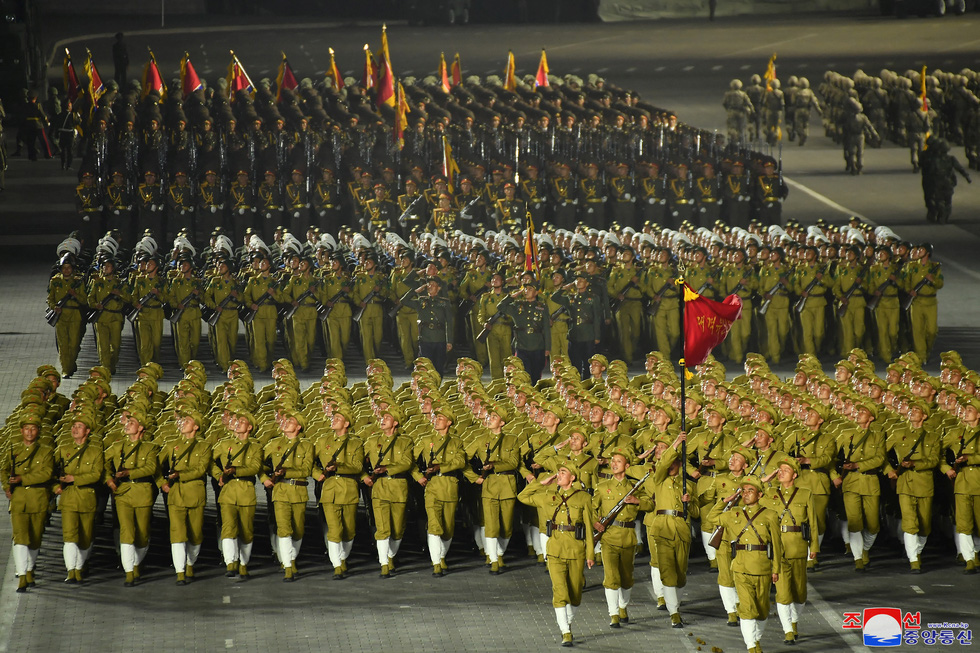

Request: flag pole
left=677, top=272, right=687, bottom=518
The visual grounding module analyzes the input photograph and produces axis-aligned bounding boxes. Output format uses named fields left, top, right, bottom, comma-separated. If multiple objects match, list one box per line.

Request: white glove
left=113, top=209, right=120, bottom=215
left=211, top=206, right=217, bottom=214
left=238, top=208, right=246, bottom=215
left=265, top=212, right=273, bottom=219
left=624, top=193, right=631, bottom=201
left=82, top=215, right=90, bottom=222
left=188, top=207, right=194, bottom=213
left=293, top=211, right=301, bottom=219
left=319, top=211, right=326, bottom=217
left=648, top=198, right=655, bottom=205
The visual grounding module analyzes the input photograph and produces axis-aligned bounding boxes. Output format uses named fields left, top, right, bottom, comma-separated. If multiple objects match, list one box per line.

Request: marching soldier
left=166, top=171, right=196, bottom=240
left=365, top=182, right=399, bottom=237
left=213, top=408, right=263, bottom=579
left=54, top=414, right=104, bottom=584
left=607, top=161, right=636, bottom=229
left=902, top=243, right=943, bottom=363
left=285, top=168, right=310, bottom=235
left=129, top=254, right=167, bottom=367
left=551, top=271, right=603, bottom=379
left=204, top=256, right=242, bottom=373
left=833, top=245, right=869, bottom=356
left=312, top=166, right=342, bottom=234
left=47, top=255, right=88, bottom=378
left=261, top=410, right=313, bottom=581
left=351, top=251, right=388, bottom=363
left=496, top=282, right=551, bottom=384
left=4, top=413, right=55, bottom=592
left=578, top=162, right=606, bottom=225
left=227, top=170, right=257, bottom=241
left=401, top=276, right=455, bottom=375
left=752, top=158, right=787, bottom=226
left=167, top=252, right=204, bottom=368
left=241, top=251, right=279, bottom=374
left=494, top=182, right=526, bottom=231
left=607, top=247, right=646, bottom=364
left=835, top=401, right=885, bottom=571
left=476, top=271, right=514, bottom=380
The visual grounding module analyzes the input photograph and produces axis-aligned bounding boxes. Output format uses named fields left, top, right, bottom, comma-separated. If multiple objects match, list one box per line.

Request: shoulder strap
left=551, top=489, right=582, bottom=523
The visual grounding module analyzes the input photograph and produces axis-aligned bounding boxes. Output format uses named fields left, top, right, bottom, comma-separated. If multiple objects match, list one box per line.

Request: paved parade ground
left=2, top=11, right=980, bottom=653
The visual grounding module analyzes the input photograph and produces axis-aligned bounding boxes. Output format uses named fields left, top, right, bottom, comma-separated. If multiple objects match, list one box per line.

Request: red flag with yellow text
left=276, top=53, right=299, bottom=103
left=439, top=52, right=450, bottom=93
left=451, top=53, right=462, bottom=86
left=683, top=283, right=742, bottom=368
left=376, top=26, right=395, bottom=107
left=535, top=49, right=549, bottom=88
left=326, top=48, right=344, bottom=90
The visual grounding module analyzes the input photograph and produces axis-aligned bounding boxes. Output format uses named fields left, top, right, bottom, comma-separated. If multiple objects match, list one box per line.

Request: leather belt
left=733, top=544, right=768, bottom=551
left=232, top=476, right=256, bottom=483
left=178, top=478, right=205, bottom=484
left=120, top=477, right=154, bottom=483
left=612, top=520, right=636, bottom=529
left=551, top=524, right=579, bottom=533
left=281, top=479, right=308, bottom=486
left=780, top=525, right=803, bottom=533
left=657, top=509, right=683, bottom=517
left=597, top=472, right=614, bottom=480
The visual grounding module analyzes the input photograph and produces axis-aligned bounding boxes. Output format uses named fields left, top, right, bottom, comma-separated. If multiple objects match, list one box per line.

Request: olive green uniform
left=262, top=435, right=314, bottom=572
left=160, top=437, right=212, bottom=577
left=47, top=272, right=88, bottom=377
left=3, top=440, right=54, bottom=584
left=314, top=432, right=364, bottom=572
left=106, top=438, right=158, bottom=575
left=55, top=439, right=104, bottom=575
left=212, top=436, right=263, bottom=572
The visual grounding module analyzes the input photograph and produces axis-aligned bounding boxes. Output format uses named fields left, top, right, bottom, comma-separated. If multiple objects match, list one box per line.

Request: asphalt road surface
left=1, top=13, right=980, bottom=653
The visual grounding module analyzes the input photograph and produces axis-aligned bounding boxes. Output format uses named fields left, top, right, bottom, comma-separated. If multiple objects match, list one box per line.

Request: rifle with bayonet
left=206, top=291, right=239, bottom=327
left=239, top=279, right=280, bottom=324
left=458, top=283, right=490, bottom=316
left=125, top=289, right=158, bottom=324
left=866, top=274, right=897, bottom=312
left=900, top=263, right=938, bottom=311
left=646, top=277, right=676, bottom=317
left=45, top=293, right=73, bottom=327
left=836, top=262, right=870, bottom=318
left=353, top=289, right=380, bottom=324
left=757, top=274, right=789, bottom=316
left=609, top=279, right=638, bottom=313
left=707, top=488, right=743, bottom=549
left=167, top=287, right=201, bottom=324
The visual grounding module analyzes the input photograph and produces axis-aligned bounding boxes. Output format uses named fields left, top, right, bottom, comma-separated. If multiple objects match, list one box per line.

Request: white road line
left=0, top=548, right=19, bottom=653
left=806, top=583, right=868, bottom=653
left=626, top=67, right=636, bottom=73
left=222, top=595, right=231, bottom=603
left=225, top=639, right=234, bottom=648
left=723, top=33, right=817, bottom=58
left=683, top=65, right=694, bottom=72
left=712, top=65, right=722, bottom=71
left=655, top=66, right=665, bottom=72
left=783, top=176, right=868, bottom=221
left=912, top=585, right=925, bottom=594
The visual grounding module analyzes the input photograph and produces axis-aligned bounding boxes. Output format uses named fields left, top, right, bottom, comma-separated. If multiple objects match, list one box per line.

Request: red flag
left=276, top=52, right=299, bottom=103
left=141, top=49, right=167, bottom=100
left=63, top=49, right=81, bottom=104
left=523, top=213, right=539, bottom=276
left=920, top=65, right=929, bottom=113
left=362, top=44, right=375, bottom=91
left=180, top=53, right=203, bottom=100
left=535, top=49, right=549, bottom=89
left=682, top=283, right=742, bottom=368
left=84, top=49, right=105, bottom=105
left=504, top=50, right=517, bottom=92
left=376, top=25, right=395, bottom=107
left=438, top=52, right=450, bottom=94
left=451, top=53, right=462, bottom=87
left=227, top=51, right=254, bottom=101
left=764, top=52, right=777, bottom=93
left=442, top=135, right=459, bottom=193
left=326, top=47, right=344, bottom=90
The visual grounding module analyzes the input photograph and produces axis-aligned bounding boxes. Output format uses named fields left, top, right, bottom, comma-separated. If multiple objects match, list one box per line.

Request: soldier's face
left=741, top=485, right=760, bottom=505
left=776, top=465, right=798, bottom=485
left=21, top=423, right=39, bottom=443
left=729, top=453, right=746, bottom=472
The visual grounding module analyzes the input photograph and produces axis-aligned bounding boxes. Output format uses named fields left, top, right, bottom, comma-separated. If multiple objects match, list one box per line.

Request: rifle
left=126, top=290, right=157, bottom=324
left=901, top=265, right=938, bottom=311
left=397, top=194, right=426, bottom=228
left=947, top=429, right=980, bottom=473
left=458, top=283, right=490, bottom=316
left=757, top=276, right=788, bottom=316
left=268, top=439, right=301, bottom=485
left=239, top=279, right=280, bottom=324
left=469, top=440, right=493, bottom=479
left=835, top=263, right=870, bottom=318
left=353, top=289, right=379, bottom=324
left=417, top=444, right=438, bottom=480
left=866, top=277, right=896, bottom=312
left=646, top=278, right=675, bottom=317
left=794, top=263, right=830, bottom=314
left=458, top=193, right=483, bottom=222
left=388, top=272, right=423, bottom=318
left=592, top=470, right=652, bottom=546
left=707, top=488, right=742, bottom=549
left=550, top=304, right=569, bottom=322
left=206, top=292, right=238, bottom=327
left=45, top=293, right=72, bottom=327
left=167, top=288, right=200, bottom=324
left=322, top=289, right=349, bottom=320
left=609, top=279, right=638, bottom=313
left=282, top=282, right=321, bottom=321
left=475, top=309, right=505, bottom=343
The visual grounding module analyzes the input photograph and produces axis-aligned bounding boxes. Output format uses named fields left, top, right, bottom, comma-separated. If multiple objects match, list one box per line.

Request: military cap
left=729, top=445, right=755, bottom=466
left=127, top=408, right=149, bottom=426
left=180, top=409, right=206, bottom=429
left=778, top=458, right=801, bottom=476
left=739, top=475, right=764, bottom=493
left=331, top=403, right=354, bottom=426
left=432, top=402, right=456, bottom=423
left=383, top=404, right=405, bottom=425
left=19, top=412, right=42, bottom=428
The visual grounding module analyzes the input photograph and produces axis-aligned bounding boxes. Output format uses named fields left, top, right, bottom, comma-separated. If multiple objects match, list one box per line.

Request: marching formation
left=5, top=346, right=980, bottom=650
left=47, top=215, right=943, bottom=384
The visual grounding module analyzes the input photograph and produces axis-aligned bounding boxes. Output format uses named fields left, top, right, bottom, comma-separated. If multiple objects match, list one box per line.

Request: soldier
left=710, top=475, right=783, bottom=653
left=312, top=166, right=342, bottom=234
left=785, top=402, right=835, bottom=567
left=257, top=170, right=283, bottom=242
left=47, top=254, right=88, bottom=378
left=104, top=170, right=134, bottom=243
left=136, top=169, right=165, bottom=239
left=793, top=246, right=833, bottom=356
left=319, top=252, right=353, bottom=362
left=757, top=247, right=792, bottom=364
left=362, top=404, right=414, bottom=578
left=129, top=254, right=167, bottom=367
left=213, top=408, right=263, bottom=579
left=841, top=99, right=880, bottom=175
left=593, top=452, right=644, bottom=628
left=578, top=162, right=606, bottom=225
left=763, top=459, right=817, bottom=645
left=159, top=410, right=212, bottom=585
left=866, top=246, right=901, bottom=363
left=204, top=256, right=242, bottom=373
left=835, top=400, right=885, bottom=571
left=105, top=409, right=158, bottom=586
left=496, top=282, right=551, bottom=384
left=792, top=78, right=822, bottom=146
left=54, top=413, right=104, bottom=584
left=389, top=250, right=422, bottom=370
left=414, top=402, right=467, bottom=576
left=639, top=431, right=698, bottom=629
left=607, top=247, right=645, bottom=364
left=762, top=80, right=785, bottom=147
left=694, top=161, right=721, bottom=229
left=666, top=162, right=694, bottom=229
left=351, top=250, right=388, bottom=362
left=494, top=182, right=526, bottom=231
left=920, top=137, right=971, bottom=224
left=401, top=276, right=454, bottom=374
left=721, top=248, right=756, bottom=364
left=518, top=462, right=596, bottom=647
left=242, top=250, right=279, bottom=373
left=262, top=410, right=313, bottom=581
left=520, top=162, right=548, bottom=227
left=646, top=248, right=680, bottom=359
left=907, top=99, right=936, bottom=173
left=833, top=245, right=869, bottom=356
left=886, top=399, right=940, bottom=573
left=752, top=158, right=787, bottom=226
left=278, top=254, right=319, bottom=372
left=365, top=182, right=399, bottom=237
left=3, top=413, right=54, bottom=592
left=637, top=161, right=668, bottom=225
left=429, top=192, right=460, bottom=240
left=550, top=161, right=578, bottom=230
left=167, top=252, right=204, bottom=368
left=723, top=79, right=754, bottom=144
left=476, top=270, right=514, bottom=379
left=227, top=170, right=256, bottom=241
left=75, top=170, right=102, bottom=246
left=607, top=161, right=636, bottom=229
left=284, top=168, right=310, bottom=236
left=166, top=171, right=196, bottom=240
left=943, top=396, right=980, bottom=574
left=397, top=178, right=426, bottom=237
